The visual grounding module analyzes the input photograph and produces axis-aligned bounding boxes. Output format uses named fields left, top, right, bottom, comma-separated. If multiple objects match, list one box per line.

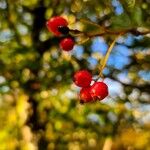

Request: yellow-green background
left=0, top=0, right=150, bottom=149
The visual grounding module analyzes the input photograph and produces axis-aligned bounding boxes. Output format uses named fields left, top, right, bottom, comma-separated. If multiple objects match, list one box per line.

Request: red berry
left=60, top=38, right=74, bottom=51
left=46, top=16, right=68, bottom=36
left=80, top=87, right=92, bottom=103
left=90, top=82, right=108, bottom=100
left=73, top=70, right=92, bottom=87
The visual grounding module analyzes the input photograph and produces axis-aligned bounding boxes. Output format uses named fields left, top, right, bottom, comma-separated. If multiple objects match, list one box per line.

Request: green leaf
left=131, top=7, right=143, bottom=26
left=76, top=36, right=90, bottom=45
left=126, top=0, right=135, bottom=8
left=80, top=18, right=106, bottom=35
left=111, top=13, right=132, bottom=30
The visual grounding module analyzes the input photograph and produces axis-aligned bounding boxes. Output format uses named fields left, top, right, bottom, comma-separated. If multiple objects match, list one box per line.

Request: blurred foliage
left=0, top=0, right=150, bottom=149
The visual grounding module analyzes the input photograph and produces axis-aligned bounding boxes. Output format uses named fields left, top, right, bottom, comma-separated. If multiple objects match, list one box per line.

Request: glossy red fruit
left=80, top=87, right=92, bottom=103
left=73, top=70, right=92, bottom=87
left=60, top=38, right=74, bottom=51
left=90, top=82, right=108, bottom=100
left=46, top=16, right=68, bottom=36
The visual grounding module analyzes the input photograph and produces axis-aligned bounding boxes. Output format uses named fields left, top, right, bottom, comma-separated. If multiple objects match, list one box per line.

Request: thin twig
left=70, top=28, right=150, bottom=38
left=99, top=33, right=122, bottom=78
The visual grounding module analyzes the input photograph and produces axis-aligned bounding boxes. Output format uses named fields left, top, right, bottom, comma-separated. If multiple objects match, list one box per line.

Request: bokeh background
left=0, top=0, right=150, bottom=149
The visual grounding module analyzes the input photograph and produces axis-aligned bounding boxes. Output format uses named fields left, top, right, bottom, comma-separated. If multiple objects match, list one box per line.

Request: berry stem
left=99, top=33, right=123, bottom=78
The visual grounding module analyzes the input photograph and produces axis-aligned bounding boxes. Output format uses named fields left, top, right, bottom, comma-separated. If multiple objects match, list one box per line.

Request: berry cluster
left=73, top=70, right=108, bottom=104
left=46, top=16, right=109, bottom=104
left=46, top=16, right=75, bottom=51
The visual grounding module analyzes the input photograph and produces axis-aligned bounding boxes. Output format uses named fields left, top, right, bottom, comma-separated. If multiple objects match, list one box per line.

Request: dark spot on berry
left=58, top=26, right=69, bottom=34
left=80, top=100, right=84, bottom=104
left=72, top=77, right=75, bottom=82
